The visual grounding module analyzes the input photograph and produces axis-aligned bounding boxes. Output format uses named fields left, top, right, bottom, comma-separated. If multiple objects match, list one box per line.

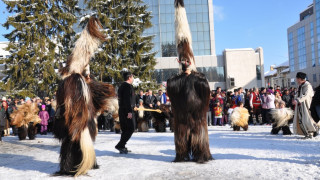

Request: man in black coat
left=136, top=90, right=144, bottom=106
left=115, top=71, right=136, bottom=154
left=143, top=89, right=157, bottom=127
left=282, top=89, right=291, bottom=108
left=144, top=90, right=157, bottom=108
left=0, top=100, right=8, bottom=141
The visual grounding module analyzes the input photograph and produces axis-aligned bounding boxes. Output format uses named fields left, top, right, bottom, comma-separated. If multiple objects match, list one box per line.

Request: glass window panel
left=197, top=13, right=203, bottom=22
left=198, top=42, right=205, bottom=50
left=162, top=32, right=167, bottom=42
left=166, top=32, right=172, bottom=42
left=204, top=40, right=210, bottom=49
left=160, top=15, right=166, bottom=23
left=193, top=32, right=198, bottom=41
left=203, top=13, right=209, bottom=23
left=165, top=5, right=171, bottom=13
left=198, top=23, right=204, bottom=31
left=193, top=42, right=199, bottom=50
left=188, top=14, right=195, bottom=23
left=203, top=23, right=209, bottom=31
left=198, top=32, right=204, bottom=41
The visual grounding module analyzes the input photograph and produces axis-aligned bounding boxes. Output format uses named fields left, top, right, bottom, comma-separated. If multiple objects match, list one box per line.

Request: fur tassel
left=231, top=107, right=250, bottom=129
left=175, top=0, right=196, bottom=72
left=75, top=127, right=96, bottom=177
left=270, top=108, right=294, bottom=128
left=60, top=17, right=106, bottom=79
left=88, top=79, right=116, bottom=114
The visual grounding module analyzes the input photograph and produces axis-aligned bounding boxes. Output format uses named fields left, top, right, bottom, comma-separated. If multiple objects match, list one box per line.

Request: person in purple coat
left=39, top=105, right=49, bottom=135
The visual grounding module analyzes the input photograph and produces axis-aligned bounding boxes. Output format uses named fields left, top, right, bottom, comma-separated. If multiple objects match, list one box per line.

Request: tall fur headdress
left=175, top=0, right=196, bottom=73
left=60, top=17, right=106, bottom=79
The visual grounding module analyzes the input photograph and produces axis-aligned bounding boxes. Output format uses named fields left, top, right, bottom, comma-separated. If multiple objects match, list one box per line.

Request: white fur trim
left=175, top=6, right=192, bottom=49
left=80, top=77, right=90, bottom=105
left=75, top=127, right=95, bottom=176
left=270, top=108, right=294, bottom=128
left=61, top=26, right=101, bottom=79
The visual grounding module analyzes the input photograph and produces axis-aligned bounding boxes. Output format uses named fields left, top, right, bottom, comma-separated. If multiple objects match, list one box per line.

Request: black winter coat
left=311, top=85, right=320, bottom=123
left=0, top=107, right=7, bottom=127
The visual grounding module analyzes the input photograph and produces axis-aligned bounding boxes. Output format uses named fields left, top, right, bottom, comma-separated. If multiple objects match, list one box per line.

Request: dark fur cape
left=167, top=72, right=213, bottom=163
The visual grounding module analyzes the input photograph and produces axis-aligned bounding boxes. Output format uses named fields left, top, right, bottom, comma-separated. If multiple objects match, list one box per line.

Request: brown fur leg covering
left=173, top=124, right=191, bottom=162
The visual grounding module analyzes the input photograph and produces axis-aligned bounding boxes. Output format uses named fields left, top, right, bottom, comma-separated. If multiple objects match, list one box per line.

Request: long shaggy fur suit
left=53, top=17, right=116, bottom=176
left=10, top=103, right=41, bottom=140
left=166, top=0, right=213, bottom=163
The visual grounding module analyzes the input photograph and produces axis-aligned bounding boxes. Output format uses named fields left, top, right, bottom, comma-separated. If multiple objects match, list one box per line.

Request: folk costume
left=10, top=101, right=41, bottom=140
left=166, top=0, right=213, bottom=163
left=230, top=107, right=250, bottom=131
left=53, top=17, right=117, bottom=176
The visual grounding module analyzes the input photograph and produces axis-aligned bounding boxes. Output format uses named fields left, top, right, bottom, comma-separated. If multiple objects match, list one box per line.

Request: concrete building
left=287, top=1, right=320, bottom=88
left=224, top=48, right=264, bottom=90
left=145, top=0, right=264, bottom=90
left=264, top=61, right=290, bottom=88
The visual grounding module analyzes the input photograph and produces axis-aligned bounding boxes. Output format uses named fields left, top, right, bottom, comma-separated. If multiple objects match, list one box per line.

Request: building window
left=196, top=67, right=225, bottom=82
left=288, top=32, right=294, bottom=71
left=291, top=78, right=295, bottom=86
left=310, top=22, right=316, bottom=67
left=152, top=69, right=179, bottom=83
left=152, top=67, right=225, bottom=83
left=256, top=65, right=261, bottom=80
left=316, top=0, right=320, bottom=66
left=143, top=0, right=212, bottom=57
left=297, top=27, right=306, bottom=70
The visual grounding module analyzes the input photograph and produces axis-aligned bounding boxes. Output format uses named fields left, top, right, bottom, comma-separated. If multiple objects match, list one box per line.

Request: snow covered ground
left=1, top=125, right=320, bottom=180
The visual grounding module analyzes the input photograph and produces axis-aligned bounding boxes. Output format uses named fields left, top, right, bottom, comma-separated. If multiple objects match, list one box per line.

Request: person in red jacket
left=250, top=87, right=262, bottom=125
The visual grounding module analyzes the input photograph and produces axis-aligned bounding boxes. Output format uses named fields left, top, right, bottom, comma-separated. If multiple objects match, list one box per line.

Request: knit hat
left=2, top=97, right=6, bottom=101
left=25, top=97, right=31, bottom=101
left=41, top=105, right=46, bottom=109
left=267, top=89, right=273, bottom=94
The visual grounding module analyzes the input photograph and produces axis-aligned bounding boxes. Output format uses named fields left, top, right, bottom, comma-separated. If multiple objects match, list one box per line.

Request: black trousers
left=261, top=108, right=272, bottom=124
left=116, top=109, right=135, bottom=149
left=0, top=126, right=4, bottom=141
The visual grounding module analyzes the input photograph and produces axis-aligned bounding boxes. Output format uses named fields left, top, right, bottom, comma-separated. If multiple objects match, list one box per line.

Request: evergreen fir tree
left=81, top=0, right=157, bottom=90
left=1, top=0, right=79, bottom=97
